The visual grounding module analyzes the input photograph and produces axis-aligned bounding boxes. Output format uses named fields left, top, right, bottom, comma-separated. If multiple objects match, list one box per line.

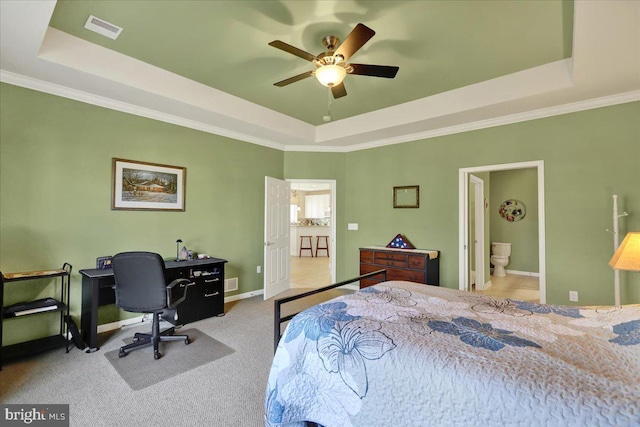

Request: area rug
left=104, top=328, right=234, bottom=391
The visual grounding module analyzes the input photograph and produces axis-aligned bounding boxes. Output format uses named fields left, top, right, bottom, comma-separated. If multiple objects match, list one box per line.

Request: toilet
left=490, top=242, right=512, bottom=277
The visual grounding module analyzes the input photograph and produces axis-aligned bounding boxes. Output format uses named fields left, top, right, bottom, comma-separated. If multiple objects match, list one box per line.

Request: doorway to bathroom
left=458, top=161, right=546, bottom=303
left=288, top=179, right=336, bottom=289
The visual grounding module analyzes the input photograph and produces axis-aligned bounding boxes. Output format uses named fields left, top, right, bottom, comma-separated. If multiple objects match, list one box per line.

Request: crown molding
left=2, top=69, right=638, bottom=154
left=342, top=90, right=640, bottom=153
left=0, top=69, right=287, bottom=151
left=284, top=144, right=350, bottom=153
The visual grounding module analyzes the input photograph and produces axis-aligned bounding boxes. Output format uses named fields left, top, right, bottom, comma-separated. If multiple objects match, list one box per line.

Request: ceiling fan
left=269, top=23, right=399, bottom=99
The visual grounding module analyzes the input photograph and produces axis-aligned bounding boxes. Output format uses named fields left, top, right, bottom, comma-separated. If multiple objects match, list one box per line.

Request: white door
left=264, top=176, right=291, bottom=299
left=471, top=175, right=485, bottom=290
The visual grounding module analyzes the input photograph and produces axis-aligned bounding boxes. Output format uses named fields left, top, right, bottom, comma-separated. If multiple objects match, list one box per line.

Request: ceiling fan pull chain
left=324, top=88, right=333, bottom=122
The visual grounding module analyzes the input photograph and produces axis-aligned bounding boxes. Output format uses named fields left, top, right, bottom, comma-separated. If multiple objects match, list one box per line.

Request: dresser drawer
left=360, top=250, right=374, bottom=264
left=408, top=255, right=426, bottom=270
left=374, top=252, right=408, bottom=268
left=387, top=269, right=426, bottom=283
left=360, top=263, right=383, bottom=275
left=374, top=252, right=407, bottom=263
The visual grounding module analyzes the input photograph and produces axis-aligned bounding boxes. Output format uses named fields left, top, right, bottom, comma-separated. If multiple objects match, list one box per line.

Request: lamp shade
left=609, top=232, right=640, bottom=271
left=315, top=65, right=346, bottom=87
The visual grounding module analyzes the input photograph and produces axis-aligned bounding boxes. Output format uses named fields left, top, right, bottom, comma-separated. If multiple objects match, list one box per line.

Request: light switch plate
left=348, top=223, right=358, bottom=231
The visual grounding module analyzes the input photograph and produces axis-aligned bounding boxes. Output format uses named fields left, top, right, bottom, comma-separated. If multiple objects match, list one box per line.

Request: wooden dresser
left=359, top=246, right=439, bottom=289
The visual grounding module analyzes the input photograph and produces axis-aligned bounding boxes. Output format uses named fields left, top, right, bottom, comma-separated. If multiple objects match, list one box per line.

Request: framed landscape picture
left=112, top=158, right=186, bottom=211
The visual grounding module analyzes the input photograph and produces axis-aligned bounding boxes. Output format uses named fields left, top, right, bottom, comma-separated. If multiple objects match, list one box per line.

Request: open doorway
left=288, top=179, right=336, bottom=289
left=458, top=161, right=547, bottom=303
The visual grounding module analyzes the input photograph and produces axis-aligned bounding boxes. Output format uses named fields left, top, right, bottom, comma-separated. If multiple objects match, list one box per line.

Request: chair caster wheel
left=185, top=338, right=190, bottom=345
left=119, top=350, right=127, bottom=358
left=154, top=352, right=161, bottom=360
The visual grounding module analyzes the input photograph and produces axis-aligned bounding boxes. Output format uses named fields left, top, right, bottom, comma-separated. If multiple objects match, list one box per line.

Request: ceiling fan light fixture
left=315, top=64, right=346, bottom=87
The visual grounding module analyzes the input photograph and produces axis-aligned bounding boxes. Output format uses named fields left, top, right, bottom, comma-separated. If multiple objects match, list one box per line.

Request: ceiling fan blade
left=349, top=63, right=399, bottom=78
left=269, top=40, right=317, bottom=62
left=334, top=23, right=375, bottom=61
left=331, top=82, right=347, bottom=99
left=274, top=70, right=314, bottom=87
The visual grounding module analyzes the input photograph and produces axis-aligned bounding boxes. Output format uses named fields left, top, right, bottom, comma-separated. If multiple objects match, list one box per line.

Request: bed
left=265, top=277, right=640, bottom=427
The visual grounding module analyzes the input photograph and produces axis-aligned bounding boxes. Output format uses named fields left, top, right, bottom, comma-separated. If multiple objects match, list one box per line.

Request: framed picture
left=112, top=158, right=186, bottom=211
left=393, top=185, right=419, bottom=208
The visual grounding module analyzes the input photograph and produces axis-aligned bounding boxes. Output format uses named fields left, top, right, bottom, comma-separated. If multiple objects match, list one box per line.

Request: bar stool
left=299, top=236, right=314, bottom=257
left=315, top=236, right=329, bottom=257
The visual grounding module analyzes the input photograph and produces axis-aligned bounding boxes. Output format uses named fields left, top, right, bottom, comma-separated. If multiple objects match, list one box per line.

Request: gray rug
left=104, top=328, right=235, bottom=391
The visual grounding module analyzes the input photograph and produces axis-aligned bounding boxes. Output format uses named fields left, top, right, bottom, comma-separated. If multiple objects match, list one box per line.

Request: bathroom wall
left=490, top=168, right=539, bottom=273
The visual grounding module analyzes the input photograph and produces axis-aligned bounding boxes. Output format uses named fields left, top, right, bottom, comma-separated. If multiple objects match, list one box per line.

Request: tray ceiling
left=1, top=1, right=638, bottom=151
left=48, top=0, right=572, bottom=126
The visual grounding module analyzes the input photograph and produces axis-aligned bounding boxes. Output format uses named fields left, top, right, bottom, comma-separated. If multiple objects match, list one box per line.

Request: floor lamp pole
left=611, top=195, right=629, bottom=306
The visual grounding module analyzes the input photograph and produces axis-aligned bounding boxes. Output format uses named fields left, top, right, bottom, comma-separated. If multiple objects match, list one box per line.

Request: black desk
left=79, top=257, right=227, bottom=353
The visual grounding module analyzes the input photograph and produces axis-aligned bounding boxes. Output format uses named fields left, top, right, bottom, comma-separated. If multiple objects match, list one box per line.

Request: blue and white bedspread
left=265, top=281, right=640, bottom=427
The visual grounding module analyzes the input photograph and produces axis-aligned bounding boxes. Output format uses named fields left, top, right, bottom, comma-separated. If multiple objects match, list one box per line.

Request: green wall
left=0, top=83, right=282, bottom=345
left=329, top=102, right=639, bottom=305
left=1, top=82, right=639, bottom=346
left=490, top=168, right=539, bottom=273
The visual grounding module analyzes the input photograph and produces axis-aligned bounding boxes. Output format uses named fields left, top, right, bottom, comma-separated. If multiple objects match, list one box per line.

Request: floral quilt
left=265, top=281, right=640, bottom=427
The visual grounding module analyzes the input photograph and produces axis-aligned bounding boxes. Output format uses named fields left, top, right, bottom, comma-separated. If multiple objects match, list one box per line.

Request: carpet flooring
left=0, top=288, right=351, bottom=426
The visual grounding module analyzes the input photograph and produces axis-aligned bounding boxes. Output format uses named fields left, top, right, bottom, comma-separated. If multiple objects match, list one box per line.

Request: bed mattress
left=265, top=281, right=640, bottom=426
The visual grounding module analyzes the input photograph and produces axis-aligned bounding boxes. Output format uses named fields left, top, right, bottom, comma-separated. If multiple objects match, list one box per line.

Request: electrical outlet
left=257, top=266, right=261, bottom=274
left=569, top=291, right=579, bottom=302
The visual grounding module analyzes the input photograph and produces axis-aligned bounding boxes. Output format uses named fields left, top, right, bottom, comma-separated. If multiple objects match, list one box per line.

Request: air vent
left=84, top=15, right=123, bottom=40
left=224, top=278, right=238, bottom=293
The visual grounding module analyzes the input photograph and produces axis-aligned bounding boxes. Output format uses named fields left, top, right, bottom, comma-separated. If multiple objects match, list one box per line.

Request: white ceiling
left=1, top=1, right=638, bottom=152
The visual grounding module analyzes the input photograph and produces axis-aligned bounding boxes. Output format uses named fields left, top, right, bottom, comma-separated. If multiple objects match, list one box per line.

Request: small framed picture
left=393, top=185, right=419, bottom=208
left=112, top=158, right=186, bottom=211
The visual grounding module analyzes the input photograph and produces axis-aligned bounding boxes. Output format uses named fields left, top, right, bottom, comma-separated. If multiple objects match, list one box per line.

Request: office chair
left=112, top=251, right=193, bottom=360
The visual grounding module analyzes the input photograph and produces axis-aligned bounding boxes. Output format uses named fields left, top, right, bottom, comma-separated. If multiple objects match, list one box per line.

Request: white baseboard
left=224, top=288, right=264, bottom=303
left=490, top=268, right=539, bottom=277
left=505, top=269, right=540, bottom=277
left=483, top=280, right=492, bottom=289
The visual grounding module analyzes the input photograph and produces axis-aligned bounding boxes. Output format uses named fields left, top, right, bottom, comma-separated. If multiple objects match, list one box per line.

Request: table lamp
left=609, top=232, right=640, bottom=271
